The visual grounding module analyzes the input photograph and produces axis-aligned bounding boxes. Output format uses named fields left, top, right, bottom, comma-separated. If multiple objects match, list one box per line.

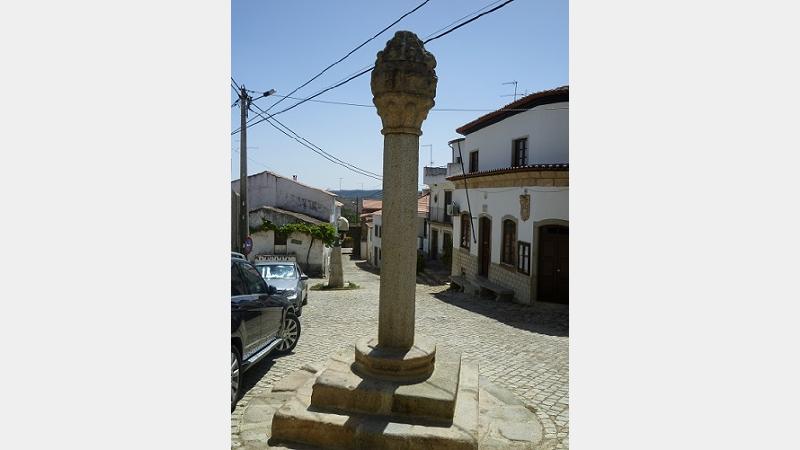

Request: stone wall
left=488, top=263, right=532, bottom=304
left=451, top=247, right=533, bottom=304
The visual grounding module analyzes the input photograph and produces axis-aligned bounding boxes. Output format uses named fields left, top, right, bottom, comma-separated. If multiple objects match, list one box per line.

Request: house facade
left=448, top=86, right=569, bottom=304
left=359, top=199, right=382, bottom=265
left=231, top=170, right=341, bottom=276
left=369, top=194, right=429, bottom=270
left=422, top=166, right=455, bottom=263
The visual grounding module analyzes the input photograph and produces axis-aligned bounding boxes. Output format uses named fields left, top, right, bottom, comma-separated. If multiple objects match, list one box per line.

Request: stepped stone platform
left=246, top=348, right=549, bottom=450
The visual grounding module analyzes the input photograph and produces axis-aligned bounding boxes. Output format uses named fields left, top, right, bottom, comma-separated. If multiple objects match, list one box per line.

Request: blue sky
left=232, top=0, right=567, bottom=192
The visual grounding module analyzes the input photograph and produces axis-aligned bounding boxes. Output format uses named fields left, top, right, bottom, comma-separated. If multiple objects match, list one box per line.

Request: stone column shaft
left=370, top=30, right=437, bottom=354
left=378, top=133, right=420, bottom=349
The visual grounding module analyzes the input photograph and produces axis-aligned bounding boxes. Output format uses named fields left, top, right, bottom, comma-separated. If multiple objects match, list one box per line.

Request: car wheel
left=275, top=313, right=301, bottom=355
left=231, top=346, right=242, bottom=412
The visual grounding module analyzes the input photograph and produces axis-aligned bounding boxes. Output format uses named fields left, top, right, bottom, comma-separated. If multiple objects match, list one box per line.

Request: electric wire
left=248, top=101, right=382, bottom=179
left=264, top=117, right=382, bottom=181
left=233, top=0, right=518, bottom=135
left=265, top=0, right=432, bottom=114
left=423, top=0, right=515, bottom=44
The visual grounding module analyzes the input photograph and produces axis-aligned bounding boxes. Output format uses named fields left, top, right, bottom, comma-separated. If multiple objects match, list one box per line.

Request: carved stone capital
left=371, top=31, right=437, bottom=136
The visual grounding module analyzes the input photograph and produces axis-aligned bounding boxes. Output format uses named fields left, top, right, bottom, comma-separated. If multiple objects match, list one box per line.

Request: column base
left=353, top=335, right=436, bottom=384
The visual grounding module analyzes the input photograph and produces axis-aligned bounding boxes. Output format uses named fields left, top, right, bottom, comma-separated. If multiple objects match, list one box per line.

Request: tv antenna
left=422, top=144, right=433, bottom=166
left=502, top=81, right=527, bottom=101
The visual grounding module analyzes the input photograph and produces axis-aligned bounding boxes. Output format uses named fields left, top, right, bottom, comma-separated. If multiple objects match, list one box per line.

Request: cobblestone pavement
left=232, top=254, right=569, bottom=449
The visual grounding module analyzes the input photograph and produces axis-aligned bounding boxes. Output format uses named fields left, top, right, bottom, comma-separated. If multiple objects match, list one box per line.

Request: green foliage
left=254, top=220, right=338, bottom=248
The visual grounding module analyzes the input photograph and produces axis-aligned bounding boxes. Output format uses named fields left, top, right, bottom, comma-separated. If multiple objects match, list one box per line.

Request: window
left=517, top=241, right=531, bottom=275
left=274, top=230, right=288, bottom=245
left=444, top=191, right=452, bottom=223
left=469, top=151, right=479, bottom=173
left=258, top=263, right=296, bottom=279
left=374, top=226, right=377, bottom=237
left=512, top=138, right=528, bottom=166
left=501, top=219, right=517, bottom=265
left=423, top=219, right=428, bottom=238
left=231, top=263, right=246, bottom=296
left=460, top=214, right=471, bottom=249
left=239, top=262, right=268, bottom=294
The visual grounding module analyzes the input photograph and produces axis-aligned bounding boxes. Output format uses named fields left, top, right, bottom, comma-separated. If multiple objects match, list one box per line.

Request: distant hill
left=331, top=189, right=383, bottom=200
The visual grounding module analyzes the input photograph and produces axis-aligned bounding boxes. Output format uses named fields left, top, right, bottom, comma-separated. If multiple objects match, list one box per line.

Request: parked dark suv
left=231, top=257, right=301, bottom=411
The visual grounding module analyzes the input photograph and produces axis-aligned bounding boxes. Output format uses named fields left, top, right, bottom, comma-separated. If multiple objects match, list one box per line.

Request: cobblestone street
left=232, top=253, right=569, bottom=449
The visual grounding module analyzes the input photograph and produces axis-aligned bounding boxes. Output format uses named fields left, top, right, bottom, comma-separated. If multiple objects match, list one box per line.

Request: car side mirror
left=300, top=274, right=309, bottom=281
left=267, top=285, right=277, bottom=295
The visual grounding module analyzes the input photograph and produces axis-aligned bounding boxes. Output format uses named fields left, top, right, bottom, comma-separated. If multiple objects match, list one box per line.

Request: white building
left=448, top=86, right=569, bottom=304
left=231, top=170, right=341, bottom=276
left=369, top=194, right=429, bottom=269
left=422, top=166, right=455, bottom=262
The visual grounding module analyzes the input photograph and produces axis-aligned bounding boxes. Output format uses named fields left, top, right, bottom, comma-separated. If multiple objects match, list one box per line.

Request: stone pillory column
left=372, top=31, right=436, bottom=349
left=352, top=31, right=438, bottom=381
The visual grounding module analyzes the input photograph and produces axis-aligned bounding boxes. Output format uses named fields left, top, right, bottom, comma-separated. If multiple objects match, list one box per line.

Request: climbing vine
left=251, top=219, right=339, bottom=273
left=253, top=219, right=338, bottom=247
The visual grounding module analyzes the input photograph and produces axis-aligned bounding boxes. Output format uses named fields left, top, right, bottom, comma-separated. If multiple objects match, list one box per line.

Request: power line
left=424, top=0, right=515, bottom=44
left=422, top=0, right=505, bottom=39
left=233, top=0, right=518, bottom=135
left=265, top=0, right=432, bottom=114
left=254, top=110, right=383, bottom=181
left=262, top=95, right=568, bottom=112
left=265, top=117, right=382, bottom=181
left=248, top=101, right=383, bottom=179
left=234, top=66, right=373, bottom=134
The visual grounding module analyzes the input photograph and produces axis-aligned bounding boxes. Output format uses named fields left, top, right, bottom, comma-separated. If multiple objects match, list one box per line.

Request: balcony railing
left=428, top=206, right=452, bottom=224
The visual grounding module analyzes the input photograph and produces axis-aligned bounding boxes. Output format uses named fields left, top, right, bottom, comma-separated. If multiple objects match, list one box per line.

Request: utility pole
left=339, top=177, right=343, bottom=191
left=238, top=85, right=250, bottom=253
left=235, top=85, right=276, bottom=253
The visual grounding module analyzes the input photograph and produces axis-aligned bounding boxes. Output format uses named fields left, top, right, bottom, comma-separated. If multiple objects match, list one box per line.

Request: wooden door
left=536, top=226, right=569, bottom=303
left=478, top=217, right=491, bottom=277
left=431, top=229, right=439, bottom=259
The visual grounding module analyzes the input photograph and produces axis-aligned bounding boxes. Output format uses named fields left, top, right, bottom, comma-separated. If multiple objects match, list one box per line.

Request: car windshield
left=257, top=264, right=297, bottom=279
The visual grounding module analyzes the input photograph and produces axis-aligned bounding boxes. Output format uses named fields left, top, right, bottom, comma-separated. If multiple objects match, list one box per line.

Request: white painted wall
left=422, top=177, right=455, bottom=256
left=232, top=171, right=339, bottom=223
left=248, top=230, right=330, bottom=276
left=372, top=214, right=382, bottom=267
left=451, top=187, right=568, bottom=263
left=462, top=102, right=568, bottom=172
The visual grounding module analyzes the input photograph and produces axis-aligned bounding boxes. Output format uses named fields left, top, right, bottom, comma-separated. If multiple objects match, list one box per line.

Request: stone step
left=271, top=356, right=480, bottom=450
left=311, top=346, right=460, bottom=423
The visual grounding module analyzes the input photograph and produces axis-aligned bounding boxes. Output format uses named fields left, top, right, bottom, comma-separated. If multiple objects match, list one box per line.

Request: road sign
left=243, top=236, right=253, bottom=255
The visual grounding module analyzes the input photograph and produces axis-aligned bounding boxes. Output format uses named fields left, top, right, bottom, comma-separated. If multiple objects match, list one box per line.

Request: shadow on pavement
left=354, top=260, right=380, bottom=275
left=237, top=351, right=294, bottom=407
left=432, top=289, right=568, bottom=337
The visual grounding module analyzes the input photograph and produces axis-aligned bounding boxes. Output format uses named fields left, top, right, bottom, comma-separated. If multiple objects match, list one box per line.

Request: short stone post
left=327, top=216, right=349, bottom=288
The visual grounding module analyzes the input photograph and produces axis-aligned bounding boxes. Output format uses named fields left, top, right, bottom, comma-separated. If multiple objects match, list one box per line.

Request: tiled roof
left=447, top=164, right=569, bottom=181
left=456, top=85, right=568, bottom=135
left=417, top=193, right=429, bottom=214
left=361, top=199, right=383, bottom=210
